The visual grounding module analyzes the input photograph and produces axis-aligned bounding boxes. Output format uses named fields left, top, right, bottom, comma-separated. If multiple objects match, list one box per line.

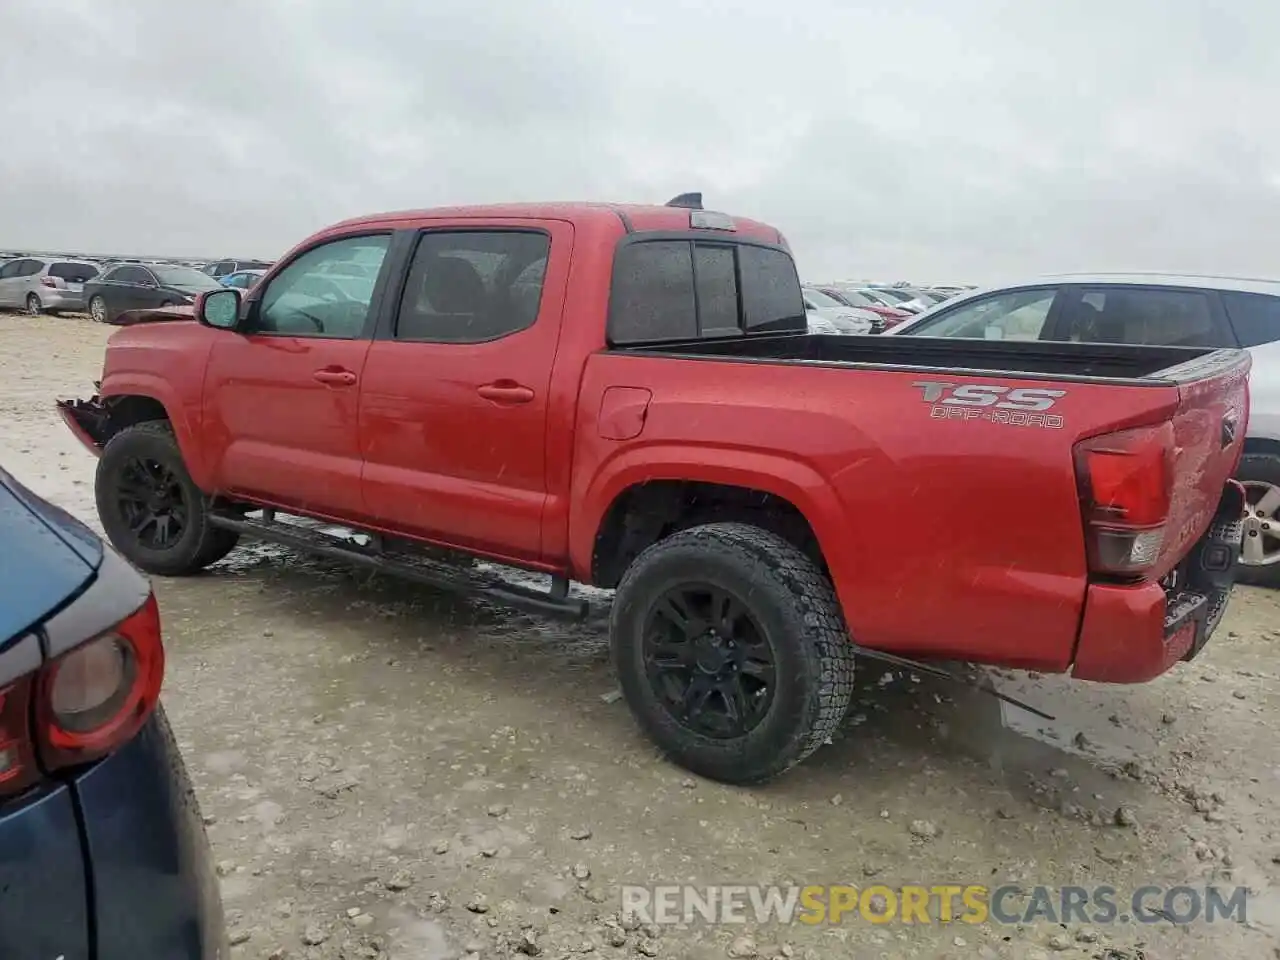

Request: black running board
left=208, top=511, right=591, bottom=621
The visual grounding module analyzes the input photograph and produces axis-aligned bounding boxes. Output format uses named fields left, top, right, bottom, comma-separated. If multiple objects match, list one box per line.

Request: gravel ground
left=2, top=311, right=1279, bottom=960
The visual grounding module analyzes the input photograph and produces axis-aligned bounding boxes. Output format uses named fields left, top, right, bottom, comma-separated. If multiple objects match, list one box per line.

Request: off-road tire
left=610, top=522, right=855, bottom=784
left=1237, top=452, right=1280, bottom=589
left=96, top=420, right=240, bottom=576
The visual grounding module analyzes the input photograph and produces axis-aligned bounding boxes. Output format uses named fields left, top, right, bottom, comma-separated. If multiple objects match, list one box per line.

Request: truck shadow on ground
left=201, top=543, right=1162, bottom=820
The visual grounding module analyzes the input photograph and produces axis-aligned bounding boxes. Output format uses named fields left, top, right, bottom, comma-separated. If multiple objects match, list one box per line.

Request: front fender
left=99, top=372, right=212, bottom=490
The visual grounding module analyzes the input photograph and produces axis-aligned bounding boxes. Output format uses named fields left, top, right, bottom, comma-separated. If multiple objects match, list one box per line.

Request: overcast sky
left=2, top=0, right=1278, bottom=283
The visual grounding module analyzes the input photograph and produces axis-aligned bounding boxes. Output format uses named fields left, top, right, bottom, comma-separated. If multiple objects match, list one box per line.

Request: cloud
left=2, top=0, right=1279, bottom=281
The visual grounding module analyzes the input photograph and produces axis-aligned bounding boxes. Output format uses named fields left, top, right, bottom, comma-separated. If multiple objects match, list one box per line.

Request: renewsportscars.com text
left=621, top=884, right=1249, bottom=927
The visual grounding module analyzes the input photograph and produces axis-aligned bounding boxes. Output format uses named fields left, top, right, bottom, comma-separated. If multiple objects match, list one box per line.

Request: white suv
left=888, top=273, right=1280, bottom=587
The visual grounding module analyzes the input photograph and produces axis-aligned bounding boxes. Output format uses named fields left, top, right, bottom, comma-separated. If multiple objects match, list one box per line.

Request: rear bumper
left=75, top=707, right=226, bottom=959
left=0, top=708, right=223, bottom=960
left=0, top=784, right=92, bottom=960
left=1072, top=485, right=1245, bottom=683
left=40, top=290, right=87, bottom=311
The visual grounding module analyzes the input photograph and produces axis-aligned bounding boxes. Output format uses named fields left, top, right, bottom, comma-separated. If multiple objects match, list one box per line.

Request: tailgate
left=1155, top=349, right=1250, bottom=577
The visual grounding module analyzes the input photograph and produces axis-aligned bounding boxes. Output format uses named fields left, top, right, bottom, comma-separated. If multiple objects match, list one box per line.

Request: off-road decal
left=912, top=380, right=1066, bottom=429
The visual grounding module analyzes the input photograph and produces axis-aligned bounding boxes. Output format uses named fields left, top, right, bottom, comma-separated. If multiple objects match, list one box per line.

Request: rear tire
left=610, top=522, right=854, bottom=785
left=95, top=421, right=240, bottom=576
left=1237, top=452, right=1280, bottom=589
left=90, top=295, right=108, bottom=323
left=25, top=294, right=41, bottom=316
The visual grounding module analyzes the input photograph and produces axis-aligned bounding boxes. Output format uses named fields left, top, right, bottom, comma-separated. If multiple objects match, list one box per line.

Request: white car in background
left=887, top=273, right=1280, bottom=587
left=801, top=286, right=878, bottom=334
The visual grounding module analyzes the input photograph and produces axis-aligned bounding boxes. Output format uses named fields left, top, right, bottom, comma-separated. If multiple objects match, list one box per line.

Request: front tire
left=95, top=421, right=240, bottom=576
left=1237, top=452, right=1280, bottom=588
left=89, top=295, right=108, bottom=323
left=611, top=522, right=855, bottom=785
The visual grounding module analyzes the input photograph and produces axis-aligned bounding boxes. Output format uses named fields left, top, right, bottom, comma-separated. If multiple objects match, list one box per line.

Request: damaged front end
left=57, top=393, right=113, bottom=456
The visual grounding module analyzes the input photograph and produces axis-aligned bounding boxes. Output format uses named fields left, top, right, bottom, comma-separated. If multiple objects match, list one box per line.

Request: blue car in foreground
left=0, top=468, right=225, bottom=959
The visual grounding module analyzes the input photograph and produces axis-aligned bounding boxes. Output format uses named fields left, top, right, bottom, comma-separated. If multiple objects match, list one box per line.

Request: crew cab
left=57, top=197, right=1249, bottom=784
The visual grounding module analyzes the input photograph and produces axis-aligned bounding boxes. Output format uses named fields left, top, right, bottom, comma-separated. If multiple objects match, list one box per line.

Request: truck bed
left=613, top=333, right=1239, bottom=384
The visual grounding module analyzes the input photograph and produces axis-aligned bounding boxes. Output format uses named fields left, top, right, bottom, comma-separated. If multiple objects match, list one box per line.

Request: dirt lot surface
left=2, top=312, right=1279, bottom=960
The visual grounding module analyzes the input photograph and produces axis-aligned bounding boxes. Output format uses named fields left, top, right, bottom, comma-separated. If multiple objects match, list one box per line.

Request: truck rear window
left=608, top=237, right=805, bottom=345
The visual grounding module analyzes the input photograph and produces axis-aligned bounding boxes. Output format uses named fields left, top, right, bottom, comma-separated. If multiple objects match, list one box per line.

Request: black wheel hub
left=642, top=585, right=777, bottom=739
left=116, top=456, right=189, bottom=549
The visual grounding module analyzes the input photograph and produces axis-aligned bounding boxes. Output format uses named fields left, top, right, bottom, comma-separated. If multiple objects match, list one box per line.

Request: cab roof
left=325, top=202, right=786, bottom=244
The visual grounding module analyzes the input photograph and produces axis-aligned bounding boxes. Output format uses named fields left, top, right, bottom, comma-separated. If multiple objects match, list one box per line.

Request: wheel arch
left=576, top=450, right=851, bottom=591
left=98, top=377, right=212, bottom=488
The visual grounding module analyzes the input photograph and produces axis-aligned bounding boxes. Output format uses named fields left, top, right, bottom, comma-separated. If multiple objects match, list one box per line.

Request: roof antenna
left=665, top=192, right=704, bottom=210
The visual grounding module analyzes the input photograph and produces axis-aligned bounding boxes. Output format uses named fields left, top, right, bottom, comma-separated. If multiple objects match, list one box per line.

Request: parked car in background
left=889, top=272, right=1280, bottom=585
left=219, top=269, right=266, bottom=291
left=801, top=286, right=877, bottom=334
left=0, top=258, right=100, bottom=315
left=201, top=258, right=272, bottom=279
left=0, top=466, right=225, bottom=958
left=85, top=263, right=224, bottom=324
left=812, top=285, right=913, bottom=331
left=865, top=286, right=936, bottom=314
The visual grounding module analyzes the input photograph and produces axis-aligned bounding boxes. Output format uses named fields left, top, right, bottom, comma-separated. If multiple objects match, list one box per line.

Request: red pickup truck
left=58, top=197, right=1249, bottom=784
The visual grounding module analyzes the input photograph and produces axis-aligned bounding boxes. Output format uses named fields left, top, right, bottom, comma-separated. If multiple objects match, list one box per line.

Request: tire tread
left=612, top=521, right=855, bottom=784
left=96, top=420, right=239, bottom=575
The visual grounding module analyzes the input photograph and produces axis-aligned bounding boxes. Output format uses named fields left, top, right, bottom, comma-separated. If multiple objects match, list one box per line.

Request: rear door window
left=1221, top=290, right=1280, bottom=348
left=1060, top=287, right=1228, bottom=347
left=394, top=230, right=551, bottom=343
left=114, top=266, right=151, bottom=285
left=904, top=288, right=1058, bottom=340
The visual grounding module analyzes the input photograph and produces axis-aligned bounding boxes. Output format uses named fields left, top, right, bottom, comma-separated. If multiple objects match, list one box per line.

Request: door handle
left=477, top=381, right=535, bottom=404
left=313, top=368, right=357, bottom=386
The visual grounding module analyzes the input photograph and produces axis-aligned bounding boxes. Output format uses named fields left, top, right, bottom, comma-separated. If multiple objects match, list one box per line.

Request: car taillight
left=0, top=682, right=37, bottom=794
left=40, top=277, right=57, bottom=288
left=1074, top=422, right=1174, bottom=577
left=0, top=593, right=164, bottom=799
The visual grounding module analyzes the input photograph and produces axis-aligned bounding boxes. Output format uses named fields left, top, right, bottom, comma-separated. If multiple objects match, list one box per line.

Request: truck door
left=201, top=233, right=393, bottom=519
left=358, top=220, right=572, bottom=562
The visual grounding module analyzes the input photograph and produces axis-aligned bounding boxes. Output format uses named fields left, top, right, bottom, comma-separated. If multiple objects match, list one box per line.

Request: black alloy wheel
left=116, top=455, right=189, bottom=550
left=642, top=583, right=777, bottom=738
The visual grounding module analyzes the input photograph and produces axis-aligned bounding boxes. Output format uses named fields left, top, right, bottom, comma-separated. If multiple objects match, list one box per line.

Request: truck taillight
left=0, top=593, right=164, bottom=799
left=1074, top=422, right=1174, bottom=577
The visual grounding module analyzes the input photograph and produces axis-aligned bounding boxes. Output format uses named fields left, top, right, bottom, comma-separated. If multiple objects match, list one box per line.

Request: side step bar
left=208, top=511, right=591, bottom=621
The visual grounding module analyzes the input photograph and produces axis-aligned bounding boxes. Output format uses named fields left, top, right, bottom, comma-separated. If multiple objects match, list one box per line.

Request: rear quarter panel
left=572, top=354, right=1185, bottom=671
